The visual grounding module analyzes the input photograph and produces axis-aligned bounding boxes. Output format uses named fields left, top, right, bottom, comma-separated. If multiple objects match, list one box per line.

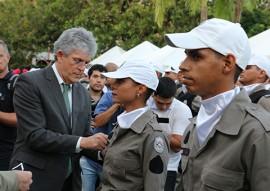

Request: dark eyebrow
left=185, top=49, right=200, bottom=55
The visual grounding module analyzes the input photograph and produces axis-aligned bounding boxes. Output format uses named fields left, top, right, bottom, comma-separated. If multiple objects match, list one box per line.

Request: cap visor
left=165, top=33, right=208, bottom=50
left=102, top=71, right=129, bottom=79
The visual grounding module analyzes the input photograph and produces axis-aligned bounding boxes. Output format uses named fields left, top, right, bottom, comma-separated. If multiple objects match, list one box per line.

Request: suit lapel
left=45, top=66, right=71, bottom=132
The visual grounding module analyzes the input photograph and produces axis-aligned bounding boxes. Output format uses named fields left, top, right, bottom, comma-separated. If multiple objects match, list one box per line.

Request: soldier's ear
left=223, top=54, right=236, bottom=74
left=137, top=84, right=147, bottom=95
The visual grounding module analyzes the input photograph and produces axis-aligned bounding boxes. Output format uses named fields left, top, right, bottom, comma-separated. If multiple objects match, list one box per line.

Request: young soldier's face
left=180, top=48, right=226, bottom=100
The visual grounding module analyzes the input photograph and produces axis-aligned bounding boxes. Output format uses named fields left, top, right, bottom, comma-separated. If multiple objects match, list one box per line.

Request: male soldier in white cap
left=165, top=18, right=270, bottom=190
left=239, top=54, right=270, bottom=112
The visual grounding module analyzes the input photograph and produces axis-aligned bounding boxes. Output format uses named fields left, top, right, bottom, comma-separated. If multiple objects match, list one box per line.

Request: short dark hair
left=88, top=64, right=107, bottom=76
left=154, top=77, right=176, bottom=98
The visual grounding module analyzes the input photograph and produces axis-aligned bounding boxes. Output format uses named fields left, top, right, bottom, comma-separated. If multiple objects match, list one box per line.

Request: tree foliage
left=0, top=0, right=269, bottom=69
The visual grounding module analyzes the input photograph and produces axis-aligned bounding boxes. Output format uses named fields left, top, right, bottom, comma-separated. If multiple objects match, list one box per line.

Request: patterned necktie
left=62, top=83, right=71, bottom=118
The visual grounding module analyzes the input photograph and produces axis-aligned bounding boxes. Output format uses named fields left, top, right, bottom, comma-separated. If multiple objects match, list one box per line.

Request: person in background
left=176, top=68, right=201, bottom=117
left=100, top=60, right=169, bottom=190
left=0, top=40, right=18, bottom=170
left=165, top=18, right=270, bottom=190
left=148, top=77, right=192, bottom=191
left=103, top=62, right=118, bottom=92
left=10, top=27, right=108, bottom=191
left=238, top=54, right=270, bottom=112
left=80, top=64, right=108, bottom=191
left=153, top=63, right=164, bottom=78
left=87, top=64, right=108, bottom=118
left=0, top=170, right=32, bottom=191
left=164, top=65, right=179, bottom=82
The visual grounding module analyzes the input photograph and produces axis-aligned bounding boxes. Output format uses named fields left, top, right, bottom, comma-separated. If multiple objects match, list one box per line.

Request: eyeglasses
left=70, top=57, right=91, bottom=67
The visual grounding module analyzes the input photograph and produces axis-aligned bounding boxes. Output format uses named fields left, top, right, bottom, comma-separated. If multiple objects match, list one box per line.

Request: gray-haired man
left=10, top=28, right=108, bottom=191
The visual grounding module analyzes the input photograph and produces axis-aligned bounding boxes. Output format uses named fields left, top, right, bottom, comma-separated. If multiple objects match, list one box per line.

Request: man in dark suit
left=10, top=27, right=108, bottom=191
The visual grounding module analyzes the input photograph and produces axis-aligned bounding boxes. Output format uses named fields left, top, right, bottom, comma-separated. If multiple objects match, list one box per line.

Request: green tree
left=0, top=0, right=269, bottom=69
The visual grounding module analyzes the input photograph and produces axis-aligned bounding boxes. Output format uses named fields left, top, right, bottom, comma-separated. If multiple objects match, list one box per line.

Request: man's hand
left=80, top=133, right=108, bottom=150
left=15, top=171, right=32, bottom=191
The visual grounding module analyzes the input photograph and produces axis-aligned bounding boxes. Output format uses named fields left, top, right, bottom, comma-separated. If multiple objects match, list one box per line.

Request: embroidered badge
left=154, top=136, right=165, bottom=154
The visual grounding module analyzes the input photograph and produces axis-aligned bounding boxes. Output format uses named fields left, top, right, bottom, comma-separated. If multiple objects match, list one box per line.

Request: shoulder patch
left=154, top=136, right=165, bottom=154
left=149, top=155, right=163, bottom=174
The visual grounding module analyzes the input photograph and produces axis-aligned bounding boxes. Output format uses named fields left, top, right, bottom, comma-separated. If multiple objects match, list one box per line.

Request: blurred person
left=0, top=170, right=32, bottom=191
left=100, top=60, right=169, bottom=190
left=10, top=27, right=108, bottom=191
left=176, top=68, right=201, bottom=117
left=79, top=78, right=89, bottom=89
left=165, top=18, right=270, bottom=190
left=164, top=65, right=179, bottom=81
left=265, top=78, right=270, bottom=90
left=0, top=40, right=18, bottom=170
left=152, top=63, right=164, bottom=78
left=239, top=54, right=270, bottom=112
left=103, top=62, right=118, bottom=92
left=148, top=77, right=192, bottom=191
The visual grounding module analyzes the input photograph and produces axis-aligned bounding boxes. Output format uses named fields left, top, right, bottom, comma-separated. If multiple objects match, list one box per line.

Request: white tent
left=145, top=45, right=186, bottom=70
left=90, top=46, right=126, bottom=65
left=249, top=29, right=270, bottom=59
left=113, top=41, right=160, bottom=66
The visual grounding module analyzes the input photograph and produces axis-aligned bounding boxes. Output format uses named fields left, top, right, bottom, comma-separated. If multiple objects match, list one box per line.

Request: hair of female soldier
left=53, top=27, right=97, bottom=57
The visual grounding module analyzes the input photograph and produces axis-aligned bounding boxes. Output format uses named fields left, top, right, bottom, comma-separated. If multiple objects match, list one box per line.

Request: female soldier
left=100, top=60, right=169, bottom=191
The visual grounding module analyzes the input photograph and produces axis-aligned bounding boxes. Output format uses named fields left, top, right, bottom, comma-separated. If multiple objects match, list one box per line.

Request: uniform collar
left=117, top=106, right=148, bottom=129
left=117, top=109, right=157, bottom=134
left=215, top=88, right=251, bottom=135
left=243, top=83, right=262, bottom=95
left=130, top=109, right=157, bottom=134
left=189, top=89, right=251, bottom=136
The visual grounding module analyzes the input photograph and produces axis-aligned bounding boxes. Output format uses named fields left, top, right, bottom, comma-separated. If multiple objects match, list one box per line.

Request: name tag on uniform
left=157, top=117, right=169, bottom=124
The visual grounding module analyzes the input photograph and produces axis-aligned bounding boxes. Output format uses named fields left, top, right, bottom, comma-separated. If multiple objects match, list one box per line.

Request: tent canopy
left=249, top=29, right=270, bottom=59
left=113, top=41, right=160, bottom=66
left=90, top=46, right=126, bottom=65
left=146, top=45, right=186, bottom=70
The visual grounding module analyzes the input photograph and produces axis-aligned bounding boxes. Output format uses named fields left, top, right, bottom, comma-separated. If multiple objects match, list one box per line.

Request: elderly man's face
left=0, top=45, right=10, bottom=76
left=56, top=50, right=91, bottom=84
left=180, top=48, right=226, bottom=100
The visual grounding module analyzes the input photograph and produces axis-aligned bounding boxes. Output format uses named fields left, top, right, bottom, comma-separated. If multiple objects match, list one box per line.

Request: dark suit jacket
left=10, top=65, right=92, bottom=191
